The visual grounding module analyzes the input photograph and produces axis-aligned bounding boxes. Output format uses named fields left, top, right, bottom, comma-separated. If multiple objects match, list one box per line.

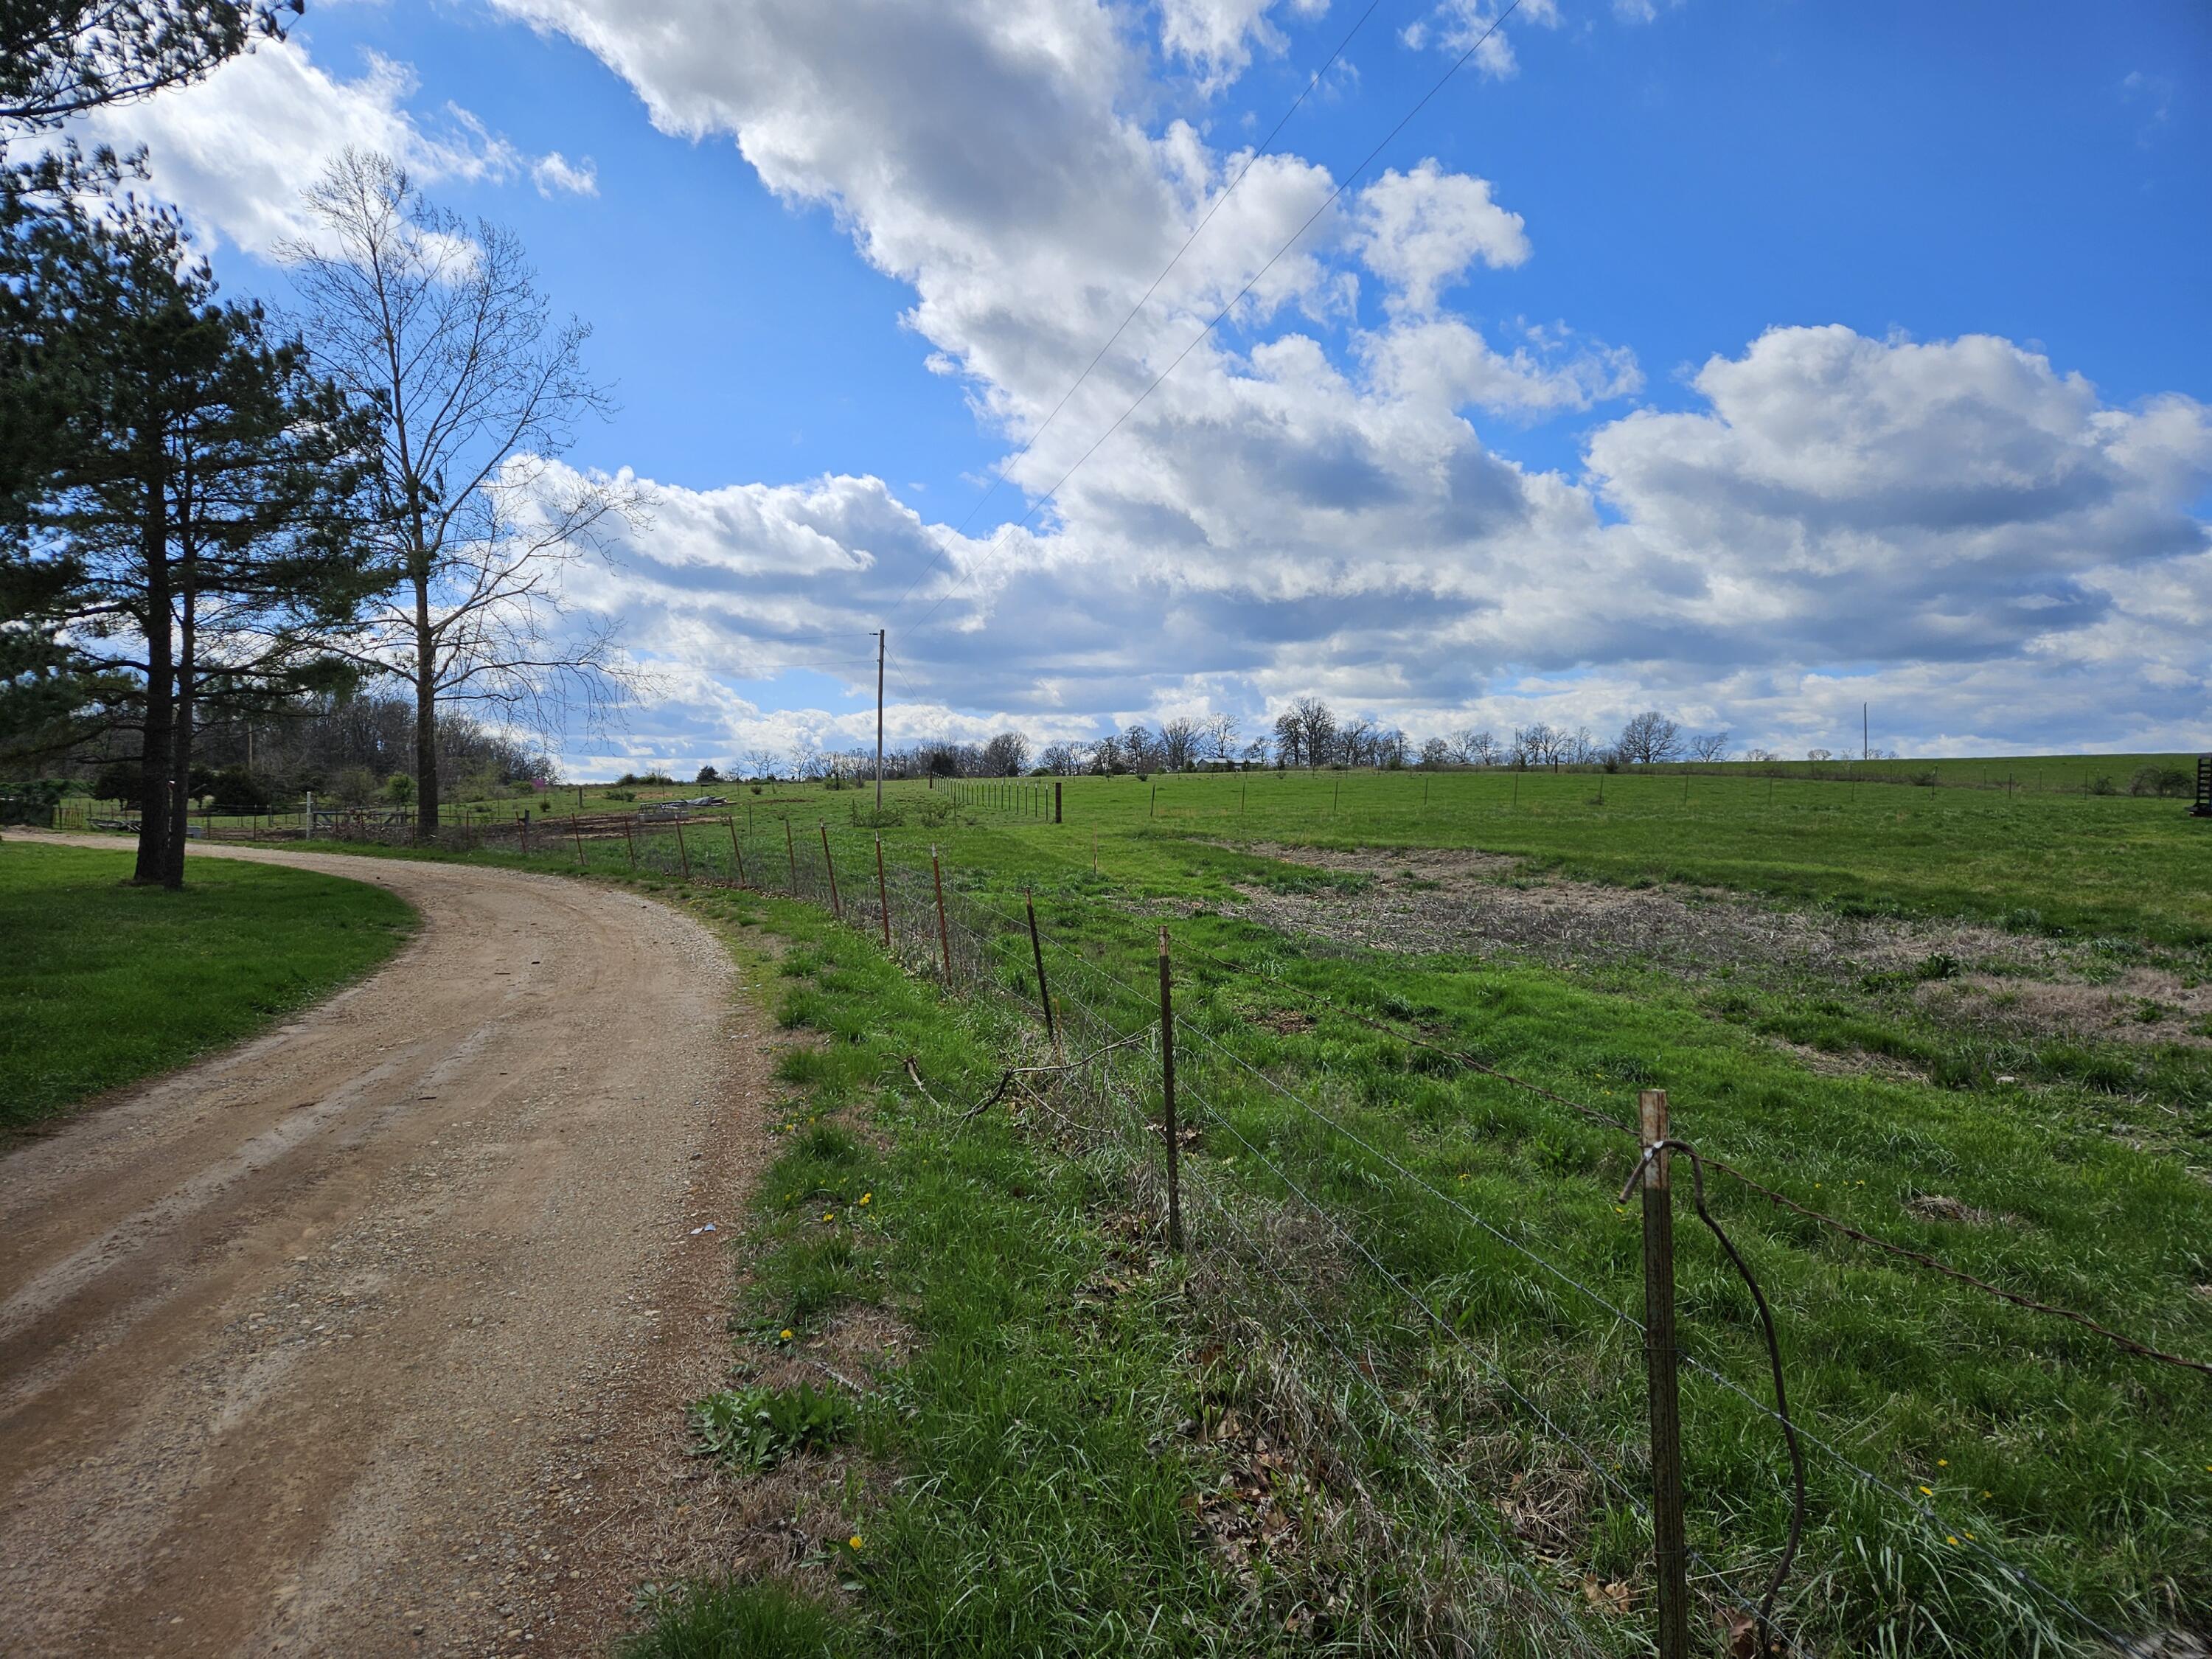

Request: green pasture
left=47, top=754, right=2209, bottom=1650
left=507, top=769, right=2208, bottom=1654
left=0, top=841, right=416, bottom=1130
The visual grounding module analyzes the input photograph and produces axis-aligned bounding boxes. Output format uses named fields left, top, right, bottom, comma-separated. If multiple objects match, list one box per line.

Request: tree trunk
left=162, top=559, right=196, bottom=891
left=133, top=462, right=173, bottom=886
left=412, top=568, right=439, bottom=841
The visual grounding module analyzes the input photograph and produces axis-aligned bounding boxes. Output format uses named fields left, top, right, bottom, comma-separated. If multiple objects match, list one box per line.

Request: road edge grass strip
left=622, top=886, right=1251, bottom=1657
left=622, top=886, right=1630, bottom=1658
left=0, top=841, right=418, bottom=1133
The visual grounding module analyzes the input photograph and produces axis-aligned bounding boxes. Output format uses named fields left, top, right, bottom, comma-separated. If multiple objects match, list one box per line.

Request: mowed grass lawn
left=0, top=841, right=416, bottom=1131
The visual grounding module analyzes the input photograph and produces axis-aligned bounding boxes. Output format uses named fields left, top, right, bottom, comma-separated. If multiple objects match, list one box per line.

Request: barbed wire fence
left=305, top=801, right=2199, bottom=1655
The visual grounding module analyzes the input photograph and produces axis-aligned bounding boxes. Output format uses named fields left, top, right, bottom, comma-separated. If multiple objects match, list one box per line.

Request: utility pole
left=875, top=627, right=886, bottom=813
left=1863, top=701, right=1869, bottom=762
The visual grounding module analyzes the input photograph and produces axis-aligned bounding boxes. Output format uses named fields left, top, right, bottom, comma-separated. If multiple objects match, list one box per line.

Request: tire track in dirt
left=0, top=836, right=775, bottom=1656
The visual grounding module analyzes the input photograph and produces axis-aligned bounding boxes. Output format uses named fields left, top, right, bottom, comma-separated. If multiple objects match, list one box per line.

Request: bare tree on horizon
left=283, top=149, right=639, bottom=838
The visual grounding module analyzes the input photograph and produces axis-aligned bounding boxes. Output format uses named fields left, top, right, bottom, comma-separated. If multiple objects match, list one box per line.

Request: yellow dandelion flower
left=821, top=1211, right=835, bottom=1222
left=849, top=1534, right=863, bottom=1550
left=1937, top=1459, right=1948, bottom=1467
left=779, top=1328, right=794, bottom=1340
left=1963, top=1531, right=1975, bottom=1541
left=1946, top=1535, right=1958, bottom=1546
left=1918, top=1485, right=1933, bottom=1496
left=1982, top=1489, right=1994, bottom=1498
left=860, top=1192, right=872, bottom=1204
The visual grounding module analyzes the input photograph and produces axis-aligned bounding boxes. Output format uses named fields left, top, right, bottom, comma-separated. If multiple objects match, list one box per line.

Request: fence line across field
left=282, top=797, right=2179, bottom=1653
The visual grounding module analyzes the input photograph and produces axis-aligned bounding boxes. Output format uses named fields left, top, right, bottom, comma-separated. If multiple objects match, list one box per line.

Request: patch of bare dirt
left=1227, top=844, right=2211, bottom=1052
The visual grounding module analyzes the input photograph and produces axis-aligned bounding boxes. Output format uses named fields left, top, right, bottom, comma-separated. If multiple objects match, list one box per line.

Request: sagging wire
left=1620, top=1137, right=1806, bottom=1655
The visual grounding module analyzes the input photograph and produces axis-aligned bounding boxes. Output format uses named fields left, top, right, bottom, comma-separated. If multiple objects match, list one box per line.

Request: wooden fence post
left=874, top=833, right=891, bottom=950
left=1639, top=1088, right=1689, bottom=1659
left=1025, top=890, right=1060, bottom=1058
left=820, top=824, right=841, bottom=919
left=1158, top=926, right=1183, bottom=1251
left=1054, top=780, right=1062, bottom=824
left=674, top=815, right=691, bottom=880
left=785, top=817, right=798, bottom=890
left=931, top=844, right=951, bottom=978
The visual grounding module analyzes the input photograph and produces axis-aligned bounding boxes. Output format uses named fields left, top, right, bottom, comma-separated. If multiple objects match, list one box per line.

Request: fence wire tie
left=1621, top=1135, right=1806, bottom=1653
left=904, top=1026, right=1155, bottom=1124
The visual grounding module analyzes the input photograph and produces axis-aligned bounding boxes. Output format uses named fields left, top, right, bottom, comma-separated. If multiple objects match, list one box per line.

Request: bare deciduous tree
left=284, top=150, right=637, bottom=837
left=1512, top=721, right=1563, bottom=767
left=1453, top=727, right=1500, bottom=766
left=1689, top=729, right=1731, bottom=761
left=980, top=730, right=1030, bottom=776
left=1158, top=716, right=1200, bottom=772
left=1615, top=709, right=1683, bottom=765
left=1121, top=723, right=1155, bottom=773
left=1038, top=740, right=1087, bottom=776
left=1291, top=697, right=1336, bottom=769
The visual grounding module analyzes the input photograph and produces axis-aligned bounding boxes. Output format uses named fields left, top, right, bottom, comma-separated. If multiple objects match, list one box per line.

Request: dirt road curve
left=1, top=837, right=771, bottom=1657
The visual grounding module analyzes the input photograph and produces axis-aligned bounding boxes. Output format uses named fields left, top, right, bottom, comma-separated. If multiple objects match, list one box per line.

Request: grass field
left=69, top=759, right=2210, bottom=1652
left=438, top=765, right=2188, bottom=1655
left=0, top=841, right=417, bottom=1132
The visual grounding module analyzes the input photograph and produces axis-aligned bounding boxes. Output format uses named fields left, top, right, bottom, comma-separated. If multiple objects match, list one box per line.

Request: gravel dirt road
left=0, top=837, right=773, bottom=1657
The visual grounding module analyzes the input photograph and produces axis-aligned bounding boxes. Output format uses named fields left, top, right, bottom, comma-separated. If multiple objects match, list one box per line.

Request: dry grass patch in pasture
left=1230, top=842, right=2212, bottom=1053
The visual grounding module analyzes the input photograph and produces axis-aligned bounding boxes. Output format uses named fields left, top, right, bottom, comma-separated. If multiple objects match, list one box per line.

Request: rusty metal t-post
left=1640, top=1087, right=1689, bottom=1659
left=820, top=824, right=841, bottom=919
left=572, top=816, right=585, bottom=870
left=931, top=845, right=951, bottom=978
left=728, top=815, right=745, bottom=886
left=625, top=815, right=636, bottom=869
left=874, top=833, right=891, bottom=950
left=1024, top=891, right=1059, bottom=1058
left=673, top=814, right=691, bottom=881
left=785, top=816, right=797, bottom=891
left=1158, top=926, right=1183, bottom=1251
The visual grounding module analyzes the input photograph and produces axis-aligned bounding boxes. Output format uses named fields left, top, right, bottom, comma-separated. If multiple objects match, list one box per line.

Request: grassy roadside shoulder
left=0, top=839, right=417, bottom=1133
left=619, top=882, right=1264, bottom=1658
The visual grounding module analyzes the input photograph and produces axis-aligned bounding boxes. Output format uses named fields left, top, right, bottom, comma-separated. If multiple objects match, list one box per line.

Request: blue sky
left=79, top=0, right=2212, bottom=771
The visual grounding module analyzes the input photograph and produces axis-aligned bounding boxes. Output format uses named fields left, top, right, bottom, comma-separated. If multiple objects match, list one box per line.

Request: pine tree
left=13, top=198, right=379, bottom=886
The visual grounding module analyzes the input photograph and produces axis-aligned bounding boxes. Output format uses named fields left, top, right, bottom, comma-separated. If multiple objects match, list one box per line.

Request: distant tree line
left=716, top=703, right=1768, bottom=785
left=2, top=4, right=629, bottom=886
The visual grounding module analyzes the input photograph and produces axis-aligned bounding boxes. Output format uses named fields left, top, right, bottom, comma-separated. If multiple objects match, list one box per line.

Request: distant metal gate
left=2196, top=754, right=2211, bottom=818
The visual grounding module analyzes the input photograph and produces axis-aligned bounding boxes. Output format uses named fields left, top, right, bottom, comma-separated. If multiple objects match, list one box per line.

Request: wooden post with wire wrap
left=1639, top=1087, right=1689, bottom=1659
